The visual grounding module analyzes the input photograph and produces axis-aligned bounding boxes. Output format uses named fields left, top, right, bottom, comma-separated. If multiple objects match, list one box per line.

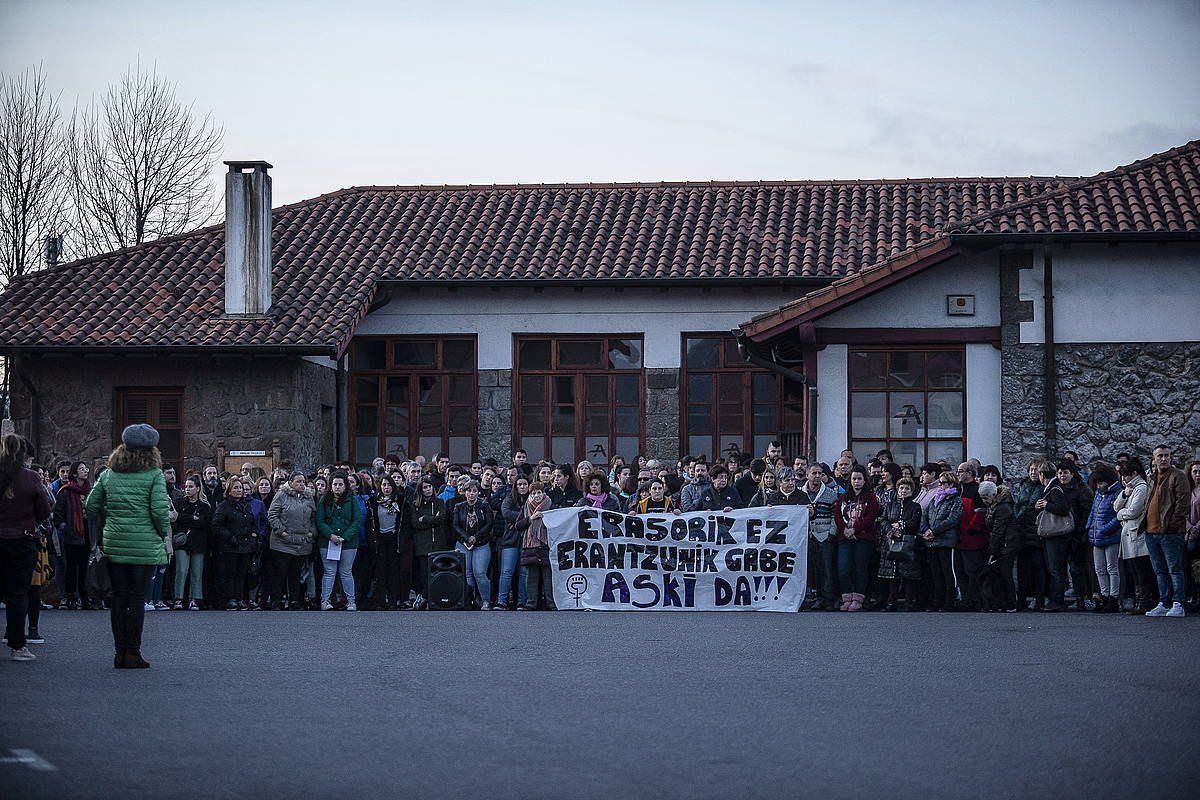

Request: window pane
left=752, top=435, right=774, bottom=460
left=752, top=404, right=777, bottom=434
left=419, top=405, right=442, bottom=435
left=418, top=437, right=441, bottom=461
left=723, top=337, right=743, bottom=367
left=356, top=436, right=380, bottom=461
left=448, top=436, right=472, bottom=463
left=519, top=406, right=546, bottom=435
left=520, top=437, right=545, bottom=463
left=889, top=440, right=924, bottom=469
left=687, top=405, right=712, bottom=435
left=889, top=351, right=925, bottom=389
left=552, top=376, right=575, bottom=405
left=552, top=437, right=575, bottom=464
left=448, top=407, right=472, bottom=436
left=355, top=406, right=378, bottom=436
left=927, top=351, right=965, bottom=388
left=585, top=408, right=608, bottom=435
left=889, top=392, right=926, bottom=438
left=448, top=376, right=473, bottom=405
left=688, top=374, right=713, bottom=402
left=391, top=340, right=435, bottom=366
left=927, top=392, right=964, bottom=437
left=752, top=373, right=777, bottom=402
left=615, top=406, right=639, bottom=435
left=718, top=435, right=744, bottom=460
left=615, top=437, right=639, bottom=463
left=849, top=351, right=887, bottom=389
left=355, top=376, right=380, bottom=404
left=718, top=373, right=741, bottom=403
left=442, top=340, right=474, bottom=369
left=851, top=392, right=886, bottom=438
left=927, top=440, right=964, bottom=465
left=519, top=339, right=552, bottom=370
left=384, top=437, right=408, bottom=459
left=520, top=375, right=545, bottom=404
left=352, top=340, right=386, bottom=370
left=614, top=375, right=639, bottom=405
left=385, top=406, right=409, bottom=436
left=551, top=404, right=575, bottom=434
left=418, top=376, right=441, bottom=405
left=584, top=437, right=610, bottom=464
left=688, top=436, right=714, bottom=460
left=608, top=339, right=642, bottom=369
left=851, top=440, right=887, bottom=465
left=718, top=404, right=744, bottom=432
left=385, top=376, right=408, bottom=405
left=585, top=375, right=609, bottom=404
left=686, top=337, right=720, bottom=369
left=558, top=339, right=602, bottom=367
left=157, top=429, right=182, bottom=461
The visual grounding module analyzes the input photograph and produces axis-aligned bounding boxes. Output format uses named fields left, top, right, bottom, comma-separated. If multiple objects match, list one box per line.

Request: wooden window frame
left=846, top=345, right=967, bottom=466
left=114, top=387, right=185, bottom=476
left=349, top=335, right=478, bottom=466
left=513, top=334, right=645, bottom=465
left=679, top=333, right=806, bottom=462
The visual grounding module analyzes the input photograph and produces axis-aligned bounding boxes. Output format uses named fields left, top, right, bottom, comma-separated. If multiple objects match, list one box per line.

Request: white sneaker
left=1145, top=603, right=1169, bottom=617
left=155, top=601, right=169, bottom=611
left=321, top=601, right=333, bottom=611
left=144, top=602, right=155, bottom=612
left=346, top=603, right=358, bottom=612
left=480, top=602, right=492, bottom=611
left=11, top=647, right=36, bottom=661
left=1166, top=602, right=1186, bottom=618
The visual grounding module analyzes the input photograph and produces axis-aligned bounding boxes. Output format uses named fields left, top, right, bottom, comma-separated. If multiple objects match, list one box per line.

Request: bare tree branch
left=0, top=64, right=67, bottom=285
left=65, top=64, right=223, bottom=256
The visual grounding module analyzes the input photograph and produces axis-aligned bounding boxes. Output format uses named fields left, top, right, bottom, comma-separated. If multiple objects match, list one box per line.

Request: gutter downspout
left=11, top=353, right=40, bottom=454
left=1043, top=244, right=1057, bottom=458
left=735, top=331, right=818, bottom=462
left=335, top=353, right=348, bottom=461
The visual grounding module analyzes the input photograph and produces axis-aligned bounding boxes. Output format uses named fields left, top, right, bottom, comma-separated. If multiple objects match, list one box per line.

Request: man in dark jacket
left=1144, top=445, right=1190, bottom=617
left=734, top=459, right=766, bottom=506
left=1055, top=461, right=1095, bottom=609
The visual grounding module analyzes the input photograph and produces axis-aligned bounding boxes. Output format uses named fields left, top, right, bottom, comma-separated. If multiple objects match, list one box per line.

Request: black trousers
left=107, top=562, right=152, bottom=650
left=1018, top=545, right=1047, bottom=607
left=374, top=537, right=402, bottom=605
left=352, top=546, right=376, bottom=606
left=927, top=548, right=956, bottom=609
left=267, top=551, right=304, bottom=605
left=64, top=543, right=90, bottom=603
left=218, top=552, right=251, bottom=606
left=0, top=537, right=38, bottom=650
left=996, top=553, right=1019, bottom=610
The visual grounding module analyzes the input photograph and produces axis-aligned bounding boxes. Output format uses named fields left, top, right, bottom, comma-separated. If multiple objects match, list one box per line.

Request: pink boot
left=839, top=593, right=852, bottom=611
left=847, top=592, right=864, bottom=612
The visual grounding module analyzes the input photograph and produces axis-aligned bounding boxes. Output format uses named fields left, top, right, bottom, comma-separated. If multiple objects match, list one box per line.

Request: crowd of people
left=2, top=427, right=1198, bottom=664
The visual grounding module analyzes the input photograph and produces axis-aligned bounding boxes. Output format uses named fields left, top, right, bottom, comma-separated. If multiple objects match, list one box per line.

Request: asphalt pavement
left=2, top=608, right=1197, bottom=800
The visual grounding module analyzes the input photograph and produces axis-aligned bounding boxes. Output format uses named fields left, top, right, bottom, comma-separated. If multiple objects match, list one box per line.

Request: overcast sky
left=3, top=0, right=1198, bottom=205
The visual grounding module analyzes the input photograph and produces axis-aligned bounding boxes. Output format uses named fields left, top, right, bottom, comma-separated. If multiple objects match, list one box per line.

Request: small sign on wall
left=946, top=294, right=975, bottom=316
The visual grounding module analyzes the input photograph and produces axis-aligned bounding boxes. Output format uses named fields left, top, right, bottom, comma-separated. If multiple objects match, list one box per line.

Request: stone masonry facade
left=645, top=368, right=680, bottom=460
left=999, top=249, right=1046, bottom=477
left=476, top=369, right=513, bottom=463
left=10, top=354, right=336, bottom=474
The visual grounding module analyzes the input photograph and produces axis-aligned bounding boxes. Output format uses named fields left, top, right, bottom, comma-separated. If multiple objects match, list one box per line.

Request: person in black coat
left=451, top=481, right=495, bottom=609
left=171, top=476, right=211, bottom=609
left=878, top=478, right=923, bottom=610
left=497, top=476, right=531, bottom=609
left=696, top=466, right=745, bottom=511
left=1036, top=463, right=1073, bottom=611
left=211, top=478, right=258, bottom=610
left=1055, top=461, right=1096, bottom=609
left=981, top=481, right=1020, bottom=612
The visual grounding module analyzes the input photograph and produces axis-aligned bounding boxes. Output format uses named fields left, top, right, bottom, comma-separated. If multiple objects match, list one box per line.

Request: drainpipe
left=1043, top=245, right=1057, bottom=458
left=734, top=331, right=818, bottom=462
left=11, top=353, right=41, bottom=454
left=335, top=354, right=348, bottom=461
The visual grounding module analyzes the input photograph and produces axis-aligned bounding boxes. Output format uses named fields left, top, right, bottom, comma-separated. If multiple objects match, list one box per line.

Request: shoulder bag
left=1037, top=509, right=1075, bottom=538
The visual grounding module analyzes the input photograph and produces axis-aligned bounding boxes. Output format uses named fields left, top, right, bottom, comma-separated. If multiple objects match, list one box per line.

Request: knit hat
left=121, top=423, right=159, bottom=449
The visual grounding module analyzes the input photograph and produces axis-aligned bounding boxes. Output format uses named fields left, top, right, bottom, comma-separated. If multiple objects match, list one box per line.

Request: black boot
left=125, top=650, right=150, bottom=669
left=114, top=648, right=126, bottom=669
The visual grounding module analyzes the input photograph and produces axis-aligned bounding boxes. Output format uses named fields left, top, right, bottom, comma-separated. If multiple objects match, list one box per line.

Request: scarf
left=64, top=479, right=91, bottom=538
left=523, top=494, right=552, bottom=548
left=584, top=492, right=610, bottom=509
left=934, top=485, right=958, bottom=505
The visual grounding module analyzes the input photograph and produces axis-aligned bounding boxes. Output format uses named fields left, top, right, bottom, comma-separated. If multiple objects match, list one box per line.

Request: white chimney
left=224, top=160, right=273, bottom=316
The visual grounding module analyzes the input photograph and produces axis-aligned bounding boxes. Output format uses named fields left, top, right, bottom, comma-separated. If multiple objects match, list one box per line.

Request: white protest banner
left=544, top=505, right=808, bottom=612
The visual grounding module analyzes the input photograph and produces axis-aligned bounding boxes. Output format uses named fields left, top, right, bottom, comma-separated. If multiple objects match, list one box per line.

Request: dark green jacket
left=85, top=453, right=171, bottom=566
left=316, top=496, right=361, bottom=550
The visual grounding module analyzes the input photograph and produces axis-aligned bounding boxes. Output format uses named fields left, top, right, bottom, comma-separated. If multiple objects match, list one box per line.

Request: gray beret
left=121, top=423, right=160, bottom=449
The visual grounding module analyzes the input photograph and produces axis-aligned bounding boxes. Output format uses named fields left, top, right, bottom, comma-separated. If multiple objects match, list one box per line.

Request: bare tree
left=65, top=65, right=223, bottom=255
left=0, top=65, right=67, bottom=284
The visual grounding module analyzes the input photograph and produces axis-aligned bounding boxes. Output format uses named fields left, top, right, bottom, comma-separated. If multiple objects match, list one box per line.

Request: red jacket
left=0, top=467, right=53, bottom=540
left=957, top=495, right=989, bottom=550
left=835, top=491, right=881, bottom=542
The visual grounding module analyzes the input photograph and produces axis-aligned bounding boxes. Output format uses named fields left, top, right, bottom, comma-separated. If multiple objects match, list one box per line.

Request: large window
left=116, top=388, right=184, bottom=476
left=350, top=337, right=476, bottom=465
left=515, top=336, right=643, bottom=464
left=682, top=334, right=805, bottom=462
left=848, top=348, right=965, bottom=467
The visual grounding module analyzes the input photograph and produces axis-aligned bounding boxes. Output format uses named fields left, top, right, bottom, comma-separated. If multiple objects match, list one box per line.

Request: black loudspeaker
left=427, top=550, right=467, bottom=610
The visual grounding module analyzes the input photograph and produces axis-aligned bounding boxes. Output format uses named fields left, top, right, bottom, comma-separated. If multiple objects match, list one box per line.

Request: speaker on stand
left=427, top=550, right=467, bottom=610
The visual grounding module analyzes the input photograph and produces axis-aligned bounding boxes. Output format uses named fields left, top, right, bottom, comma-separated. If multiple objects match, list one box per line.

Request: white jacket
left=1113, top=477, right=1148, bottom=560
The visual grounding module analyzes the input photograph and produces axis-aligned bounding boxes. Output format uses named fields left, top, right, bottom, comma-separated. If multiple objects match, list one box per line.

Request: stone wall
left=645, top=368, right=680, bottom=460
left=476, top=369, right=513, bottom=462
left=9, top=354, right=336, bottom=473
left=999, top=249, right=1047, bottom=477
left=1055, top=343, right=1200, bottom=464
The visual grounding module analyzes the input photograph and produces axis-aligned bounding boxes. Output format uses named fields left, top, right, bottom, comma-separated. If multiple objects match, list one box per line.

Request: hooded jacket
left=0, top=467, right=53, bottom=541
left=84, top=447, right=171, bottom=565
left=267, top=484, right=316, bottom=556
left=804, top=482, right=840, bottom=543
left=1085, top=481, right=1123, bottom=547
left=680, top=475, right=714, bottom=513
left=212, top=496, right=258, bottom=555
left=835, top=489, right=881, bottom=542
left=984, top=486, right=1020, bottom=557
left=1113, top=477, right=1149, bottom=559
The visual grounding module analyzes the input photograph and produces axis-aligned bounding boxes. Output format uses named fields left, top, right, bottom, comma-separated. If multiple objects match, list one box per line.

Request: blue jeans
left=1145, top=534, right=1186, bottom=605
left=320, top=546, right=358, bottom=604
left=1042, top=536, right=1070, bottom=605
left=145, top=563, right=166, bottom=603
left=836, top=538, right=873, bottom=595
left=174, top=551, right=204, bottom=600
left=497, top=546, right=525, bottom=606
left=456, top=542, right=492, bottom=605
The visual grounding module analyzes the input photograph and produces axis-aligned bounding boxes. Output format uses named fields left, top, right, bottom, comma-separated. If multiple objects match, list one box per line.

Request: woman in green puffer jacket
left=85, top=424, right=172, bottom=669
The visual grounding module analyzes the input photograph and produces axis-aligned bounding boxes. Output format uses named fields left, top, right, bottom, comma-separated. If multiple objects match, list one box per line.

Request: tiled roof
left=5, top=140, right=1196, bottom=356
left=950, top=139, right=1200, bottom=235
left=741, top=140, right=1200, bottom=342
